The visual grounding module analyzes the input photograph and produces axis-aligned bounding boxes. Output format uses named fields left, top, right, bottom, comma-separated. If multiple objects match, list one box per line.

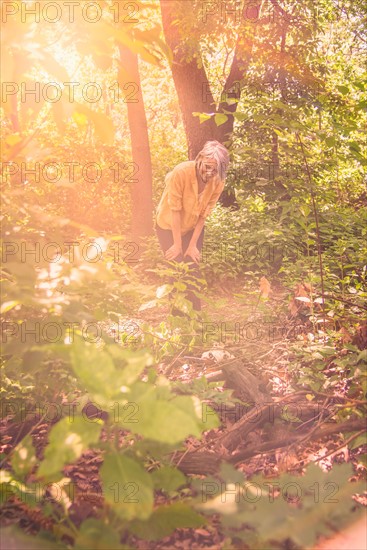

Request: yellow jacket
left=155, top=161, right=225, bottom=235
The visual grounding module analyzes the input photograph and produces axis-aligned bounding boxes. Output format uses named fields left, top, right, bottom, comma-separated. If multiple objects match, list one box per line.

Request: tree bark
left=160, top=0, right=219, bottom=159
left=160, top=1, right=252, bottom=157
left=159, top=1, right=256, bottom=206
left=118, top=44, right=153, bottom=239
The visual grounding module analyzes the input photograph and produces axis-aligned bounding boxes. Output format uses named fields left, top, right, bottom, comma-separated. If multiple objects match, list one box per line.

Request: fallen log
left=230, top=418, right=367, bottom=465
left=174, top=419, right=366, bottom=475
left=218, top=400, right=330, bottom=452
left=222, top=362, right=271, bottom=404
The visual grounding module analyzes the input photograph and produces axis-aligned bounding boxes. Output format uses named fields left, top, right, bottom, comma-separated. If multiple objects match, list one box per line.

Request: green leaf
left=299, top=205, right=311, bottom=217
left=214, top=113, right=228, bottom=126
left=356, top=350, right=367, bottom=364
left=151, top=466, right=186, bottom=493
left=325, top=136, right=335, bottom=147
left=122, top=397, right=202, bottom=443
left=156, top=284, right=171, bottom=298
left=100, top=453, right=153, bottom=521
left=1, top=471, right=33, bottom=504
left=107, top=347, right=153, bottom=386
left=70, top=339, right=153, bottom=407
left=129, top=502, right=205, bottom=540
left=174, top=281, right=187, bottom=291
left=336, top=85, right=349, bottom=95
left=74, top=519, right=124, bottom=550
left=350, top=433, right=367, bottom=450
left=348, top=141, right=361, bottom=153
left=138, top=299, right=158, bottom=311
left=219, top=462, right=246, bottom=484
left=11, top=435, right=37, bottom=479
left=0, top=301, right=20, bottom=314
left=173, top=395, right=219, bottom=431
left=233, top=111, right=247, bottom=121
left=209, top=463, right=366, bottom=548
left=193, top=112, right=213, bottom=124
left=37, top=417, right=102, bottom=480
left=69, top=340, right=117, bottom=405
left=0, top=526, right=67, bottom=549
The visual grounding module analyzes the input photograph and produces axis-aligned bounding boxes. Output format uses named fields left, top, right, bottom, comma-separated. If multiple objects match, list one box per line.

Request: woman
left=154, top=140, right=230, bottom=314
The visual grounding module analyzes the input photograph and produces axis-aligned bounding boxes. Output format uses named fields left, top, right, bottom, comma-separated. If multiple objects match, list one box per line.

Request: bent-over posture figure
left=154, top=140, right=230, bottom=313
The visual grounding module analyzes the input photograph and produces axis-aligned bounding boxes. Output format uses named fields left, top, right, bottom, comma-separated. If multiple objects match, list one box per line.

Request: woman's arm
left=171, top=210, right=182, bottom=249
left=188, top=215, right=205, bottom=249
left=186, top=179, right=225, bottom=263
left=165, top=210, right=183, bottom=261
left=185, top=215, right=205, bottom=263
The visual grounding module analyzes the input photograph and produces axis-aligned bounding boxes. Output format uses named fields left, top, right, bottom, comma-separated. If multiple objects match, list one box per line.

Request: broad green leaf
left=151, top=466, right=186, bottom=493
left=0, top=526, right=67, bottom=549
left=173, top=395, right=220, bottom=431
left=336, top=85, right=349, bottom=95
left=69, top=340, right=153, bottom=405
left=0, top=471, right=43, bottom=507
left=193, top=112, right=213, bottom=123
left=110, top=348, right=153, bottom=386
left=129, top=502, right=205, bottom=540
left=350, top=433, right=367, bottom=450
left=69, top=340, right=117, bottom=404
left=37, top=417, right=102, bottom=480
left=100, top=453, right=153, bottom=521
left=214, top=113, right=228, bottom=126
left=209, top=463, right=366, bottom=548
left=121, top=398, right=202, bottom=443
left=325, top=136, right=335, bottom=147
left=74, top=519, right=124, bottom=550
left=233, top=112, right=247, bottom=121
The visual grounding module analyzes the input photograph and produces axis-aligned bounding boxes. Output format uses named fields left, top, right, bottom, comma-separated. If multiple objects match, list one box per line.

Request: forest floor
left=1, top=277, right=366, bottom=550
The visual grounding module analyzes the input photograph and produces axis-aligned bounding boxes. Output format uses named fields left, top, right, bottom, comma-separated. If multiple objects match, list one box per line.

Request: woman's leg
left=155, top=224, right=184, bottom=315
left=155, top=224, right=204, bottom=313
left=181, top=228, right=205, bottom=311
left=155, top=224, right=184, bottom=261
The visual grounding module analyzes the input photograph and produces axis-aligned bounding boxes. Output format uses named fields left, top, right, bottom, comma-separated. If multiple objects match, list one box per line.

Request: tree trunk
left=118, top=44, right=153, bottom=239
left=160, top=1, right=256, bottom=206
left=160, top=0, right=219, bottom=159
left=160, top=0, right=249, bottom=158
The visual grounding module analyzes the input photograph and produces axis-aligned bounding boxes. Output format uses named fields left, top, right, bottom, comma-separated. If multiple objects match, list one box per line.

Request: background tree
left=117, top=43, right=153, bottom=239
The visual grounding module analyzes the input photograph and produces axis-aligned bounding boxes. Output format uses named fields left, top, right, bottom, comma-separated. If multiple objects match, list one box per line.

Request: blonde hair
left=195, top=140, right=230, bottom=180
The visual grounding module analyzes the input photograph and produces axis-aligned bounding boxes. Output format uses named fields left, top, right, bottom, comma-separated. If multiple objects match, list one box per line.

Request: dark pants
left=155, top=223, right=205, bottom=312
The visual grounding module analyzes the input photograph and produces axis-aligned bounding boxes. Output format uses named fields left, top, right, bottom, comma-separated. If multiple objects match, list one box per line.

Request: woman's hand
left=185, top=245, right=201, bottom=264
left=165, top=243, right=182, bottom=261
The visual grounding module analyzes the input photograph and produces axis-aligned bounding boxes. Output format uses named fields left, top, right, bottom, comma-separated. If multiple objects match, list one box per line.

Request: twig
left=296, top=132, right=327, bottom=332
left=164, top=346, right=188, bottom=376
left=322, top=293, right=367, bottom=311
left=314, top=429, right=366, bottom=463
